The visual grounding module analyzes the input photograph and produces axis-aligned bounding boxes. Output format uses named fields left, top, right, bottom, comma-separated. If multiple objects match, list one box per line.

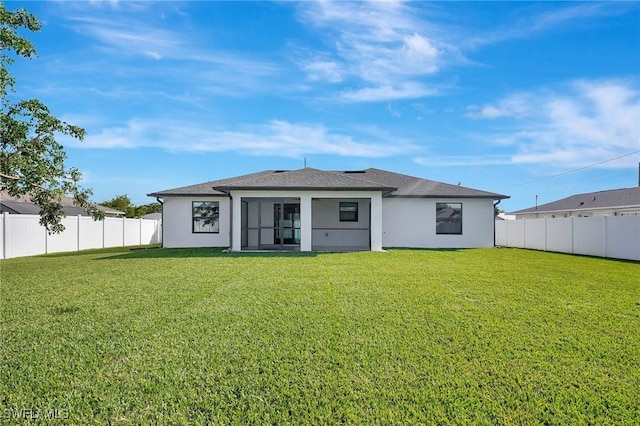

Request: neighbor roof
left=0, top=191, right=124, bottom=216
left=511, top=187, right=640, bottom=214
left=148, top=168, right=509, bottom=200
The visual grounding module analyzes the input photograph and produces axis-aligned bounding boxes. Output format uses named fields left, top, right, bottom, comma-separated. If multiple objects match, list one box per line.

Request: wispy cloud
left=63, top=12, right=281, bottom=96
left=64, top=118, right=420, bottom=159
left=70, top=16, right=182, bottom=60
left=296, top=0, right=459, bottom=101
left=415, top=155, right=513, bottom=168
left=340, top=82, right=438, bottom=102
left=294, top=1, right=637, bottom=102
left=461, top=79, right=640, bottom=168
left=465, top=2, right=637, bottom=49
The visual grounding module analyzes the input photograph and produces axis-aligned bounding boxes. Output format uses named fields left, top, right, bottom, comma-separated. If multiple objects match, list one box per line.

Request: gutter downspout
left=493, top=199, right=502, bottom=247
left=215, top=189, right=233, bottom=251
left=156, top=197, right=164, bottom=248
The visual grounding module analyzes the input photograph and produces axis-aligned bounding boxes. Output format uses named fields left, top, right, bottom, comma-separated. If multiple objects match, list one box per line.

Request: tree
left=101, top=195, right=132, bottom=215
left=133, top=201, right=162, bottom=218
left=101, top=195, right=162, bottom=218
left=0, top=2, right=103, bottom=233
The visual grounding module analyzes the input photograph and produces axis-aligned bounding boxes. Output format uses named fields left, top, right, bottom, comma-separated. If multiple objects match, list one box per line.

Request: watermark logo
left=3, top=408, right=69, bottom=420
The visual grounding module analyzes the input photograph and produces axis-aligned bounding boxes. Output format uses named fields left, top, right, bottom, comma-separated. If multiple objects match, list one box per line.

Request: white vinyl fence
left=0, top=213, right=162, bottom=259
left=495, top=216, right=640, bottom=261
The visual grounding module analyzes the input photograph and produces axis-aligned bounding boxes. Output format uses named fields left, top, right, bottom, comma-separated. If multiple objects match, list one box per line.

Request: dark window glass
left=193, top=201, right=219, bottom=233
left=436, top=203, right=462, bottom=234
left=339, top=202, right=358, bottom=222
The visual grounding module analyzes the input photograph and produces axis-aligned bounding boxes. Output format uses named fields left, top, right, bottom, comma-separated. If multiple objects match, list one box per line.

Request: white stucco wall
left=312, top=198, right=370, bottom=248
left=162, top=193, right=496, bottom=250
left=162, top=197, right=230, bottom=248
left=381, top=197, right=496, bottom=248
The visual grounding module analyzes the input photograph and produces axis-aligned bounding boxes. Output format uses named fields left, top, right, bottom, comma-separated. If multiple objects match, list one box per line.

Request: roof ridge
left=209, top=169, right=276, bottom=187
left=323, top=169, right=397, bottom=189
left=210, top=167, right=397, bottom=190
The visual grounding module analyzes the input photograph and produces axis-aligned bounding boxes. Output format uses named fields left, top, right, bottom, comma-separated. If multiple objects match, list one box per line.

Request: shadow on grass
left=98, top=247, right=475, bottom=260
left=383, top=247, right=467, bottom=252
left=97, top=247, right=319, bottom=260
left=36, top=245, right=162, bottom=258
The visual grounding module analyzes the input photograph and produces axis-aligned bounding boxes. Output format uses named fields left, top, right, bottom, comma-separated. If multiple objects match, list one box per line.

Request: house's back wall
left=382, top=198, right=495, bottom=249
left=163, top=197, right=230, bottom=248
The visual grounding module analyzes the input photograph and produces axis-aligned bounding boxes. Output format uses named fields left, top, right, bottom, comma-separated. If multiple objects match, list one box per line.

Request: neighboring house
left=0, top=191, right=124, bottom=217
left=496, top=213, right=516, bottom=221
left=510, top=187, right=640, bottom=219
left=142, top=212, right=162, bottom=221
left=148, top=168, right=508, bottom=252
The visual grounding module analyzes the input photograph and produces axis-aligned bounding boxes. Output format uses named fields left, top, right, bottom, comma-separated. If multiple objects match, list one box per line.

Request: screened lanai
left=239, top=196, right=372, bottom=251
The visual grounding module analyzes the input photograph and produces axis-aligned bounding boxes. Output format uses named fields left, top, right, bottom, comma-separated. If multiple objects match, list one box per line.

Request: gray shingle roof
left=0, top=191, right=124, bottom=216
left=361, top=168, right=508, bottom=199
left=511, top=187, right=640, bottom=214
left=213, top=168, right=396, bottom=191
left=147, top=170, right=276, bottom=197
left=148, top=168, right=509, bottom=199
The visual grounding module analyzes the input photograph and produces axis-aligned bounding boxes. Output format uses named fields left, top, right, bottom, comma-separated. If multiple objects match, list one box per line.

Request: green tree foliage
left=101, top=194, right=132, bottom=214
left=101, top=194, right=162, bottom=218
left=133, top=201, right=162, bottom=218
left=0, top=2, right=103, bottom=233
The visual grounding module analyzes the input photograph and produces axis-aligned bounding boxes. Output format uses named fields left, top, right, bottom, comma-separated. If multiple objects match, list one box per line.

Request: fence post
left=2, top=212, right=7, bottom=260
left=505, top=219, right=509, bottom=247
left=77, top=215, right=81, bottom=252
left=139, top=218, right=143, bottom=246
left=604, top=216, right=608, bottom=258
left=570, top=217, right=575, bottom=254
left=122, top=216, right=126, bottom=247
left=44, top=220, right=49, bottom=254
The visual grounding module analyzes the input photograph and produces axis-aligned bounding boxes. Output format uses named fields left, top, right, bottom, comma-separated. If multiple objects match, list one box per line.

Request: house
left=0, top=191, right=124, bottom=217
left=142, top=212, right=162, bottom=221
left=510, top=187, right=640, bottom=219
left=148, top=168, right=509, bottom=252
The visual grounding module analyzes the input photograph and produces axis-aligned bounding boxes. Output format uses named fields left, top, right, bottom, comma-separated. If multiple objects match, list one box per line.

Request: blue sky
left=8, top=0, right=640, bottom=211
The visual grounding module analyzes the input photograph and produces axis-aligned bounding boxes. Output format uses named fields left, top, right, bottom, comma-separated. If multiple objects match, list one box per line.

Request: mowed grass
left=1, top=247, right=638, bottom=424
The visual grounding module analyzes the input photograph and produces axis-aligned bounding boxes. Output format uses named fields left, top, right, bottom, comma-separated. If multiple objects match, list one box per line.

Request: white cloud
left=465, top=2, right=636, bottom=49
left=466, top=79, right=640, bottom=168
left=65, top=14, right=280, bottom=95
left=296, top=0, right=458, bottom=101
left=465, top=93, right=533, bottom=119
left=303, top=60, right=344, bottom=83
left=414, top=155, right=512, bottom=167
left=340, top=82, right=438, bottom=102
left=68, top=15, right=183, bottom=60
left=66, top=118, right=419, bottom=159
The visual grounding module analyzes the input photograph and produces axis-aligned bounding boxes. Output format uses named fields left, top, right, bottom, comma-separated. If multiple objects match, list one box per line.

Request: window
left=436, top=203, right=462, bottom=234
left=339, top=202, right=358, bottom=222
left=193, top=201, right=219, bottom=233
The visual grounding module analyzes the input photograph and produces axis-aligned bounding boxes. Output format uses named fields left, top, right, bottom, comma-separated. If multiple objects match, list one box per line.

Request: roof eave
left=385, top=194, right=510, bottom=200
left=217, top=186, right=396, bottom=192
left=147, top=192, right=229, bottom=198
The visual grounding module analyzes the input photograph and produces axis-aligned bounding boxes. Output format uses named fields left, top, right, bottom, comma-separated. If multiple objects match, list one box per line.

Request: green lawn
left=1, top=247, right=638, bottom=424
